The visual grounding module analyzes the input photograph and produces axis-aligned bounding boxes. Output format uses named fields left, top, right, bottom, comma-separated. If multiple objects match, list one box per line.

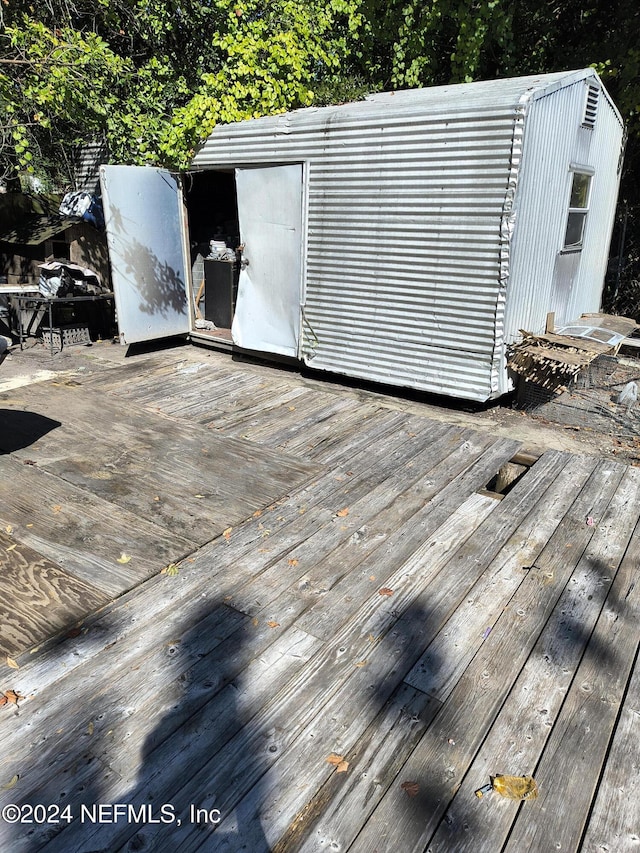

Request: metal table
left=13, top=293, right=115, bottom=355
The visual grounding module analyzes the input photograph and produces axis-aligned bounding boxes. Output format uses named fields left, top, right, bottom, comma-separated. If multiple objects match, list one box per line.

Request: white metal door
left=100, top=165, right=190, bottom=344
left=232, top=165, right=303, bottom=357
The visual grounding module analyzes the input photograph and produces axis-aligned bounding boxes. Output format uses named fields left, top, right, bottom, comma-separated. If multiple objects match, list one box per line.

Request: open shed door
left=100, top=165, right=190, bottom=344
left=232, top=165, right=303, bottom=357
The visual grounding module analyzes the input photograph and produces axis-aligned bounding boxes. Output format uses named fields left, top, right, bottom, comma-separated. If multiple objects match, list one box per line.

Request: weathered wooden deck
left=0, top=346, right=638, bottom=852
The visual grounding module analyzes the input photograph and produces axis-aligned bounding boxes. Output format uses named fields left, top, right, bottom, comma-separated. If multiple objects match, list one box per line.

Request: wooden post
left=545, top=312, right=555, bottom=334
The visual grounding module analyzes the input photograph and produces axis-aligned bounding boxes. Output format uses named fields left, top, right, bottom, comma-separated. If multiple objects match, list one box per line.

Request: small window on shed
left=582, top=84, right=599, bottom=128
left=563, top=171, right=592, bottom=251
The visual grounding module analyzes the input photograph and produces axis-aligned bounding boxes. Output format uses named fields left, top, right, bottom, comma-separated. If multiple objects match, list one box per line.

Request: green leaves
left=0, top=0, right=365, bottom=184
left=158, top=0, right=364, bottom=167
left=1, top=0, right=639, bottom=197
left=1, top=14, right=131, bottom=182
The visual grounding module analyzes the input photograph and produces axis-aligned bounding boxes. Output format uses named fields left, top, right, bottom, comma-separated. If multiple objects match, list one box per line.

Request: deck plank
left=503, top=472, right=640, bottom=853
left=404, top=452, right=597, bottom=701
left=17, top=625, right=323, bottom=852
left=226, top=424, right=477, bottom=617
left=296, top=435, right=520, bottom=639
left=580, top=644, right=640, bottom=852
left=194, top=494, right=501, bottom=853
left=423, top=464, right=640, bottom=852
left=286, top=684, right=442, bottom=853
left=350, top=457, right=628, bottom=853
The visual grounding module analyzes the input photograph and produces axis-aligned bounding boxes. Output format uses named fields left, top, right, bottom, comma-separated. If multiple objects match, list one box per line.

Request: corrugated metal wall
left=504, top=74, right=624, bottom=373
left=192, top=71, right=620, bottom=402
left=72, top=141, right=108, bottom=192
left=568, top=86, right=624, bottom=322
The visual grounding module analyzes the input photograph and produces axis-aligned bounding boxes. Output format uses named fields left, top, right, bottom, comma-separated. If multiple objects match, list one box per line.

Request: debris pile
left=508, top=313, right=638, bottom=400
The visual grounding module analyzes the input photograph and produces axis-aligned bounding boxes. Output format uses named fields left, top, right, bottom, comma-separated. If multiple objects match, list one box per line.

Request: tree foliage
left=0, top=0, right=363, bottom=185
left=159, top=0, right=364, bottom=168
left=1, top=0, right=639, bottom=192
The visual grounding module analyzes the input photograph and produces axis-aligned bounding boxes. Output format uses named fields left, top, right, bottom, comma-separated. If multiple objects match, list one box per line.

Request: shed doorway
left=184, top=169, right=239, bottom=345
left=186, top=164, right=304, bottom=358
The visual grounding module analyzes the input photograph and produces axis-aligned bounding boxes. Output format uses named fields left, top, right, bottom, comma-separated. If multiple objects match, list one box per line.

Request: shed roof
left=192, top=68, right=620, bottom=163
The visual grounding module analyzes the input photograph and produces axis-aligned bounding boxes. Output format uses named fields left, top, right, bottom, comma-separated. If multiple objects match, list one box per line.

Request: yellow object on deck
left=491, top=774, right=539, bottom=801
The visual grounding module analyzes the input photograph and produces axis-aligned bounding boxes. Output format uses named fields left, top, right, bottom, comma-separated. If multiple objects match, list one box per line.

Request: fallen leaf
left=153, top=496, right=161, bottom=502
left=87, top=721, right=94, bottom=735
left=378, top=587, right=394, bottom=596
left=6, top=656, right=19, bottom=669
left=401, top=781, right=420, bottom=797
left=6, top=543, right=16, bottom=552
left=0, top=696, right=6, bottom=707
left=223, top=527, right=233, bottom=541
left=336, top=507, right=349, bottom=517
left=117, top=553, right=131, bottom=564
left=336, top=760, right=349, bottom=773
left=288, top=558, right=299, bottom=567
left=369, top=575, right=376, bottom=581
left=355, top=660, right=368, bottom=668
left=2, top=774, right=18, bottom=790
left=326, top=753, right=344, bottom=766
left=52, top=505, right=62, bottom=513
left=253, top=509, right=262, bottom=518
left=26, top=523, right=33, bottom=528
left=4, top=524, right=12, bottom=534
left=252, top=617, right=259, bottom=627
left=194, top=494, right=205, bottom=498
left=2, top=690, right=24, bottom=706
left=288, top=406, right=296, bottom=411
left=161, top=563, right=179, bottom=576
left=267, top=620, right=280, bottom=628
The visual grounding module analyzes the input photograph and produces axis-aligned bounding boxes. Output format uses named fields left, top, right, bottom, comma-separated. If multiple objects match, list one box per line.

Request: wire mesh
left=520, top=356, right=640, bottom=439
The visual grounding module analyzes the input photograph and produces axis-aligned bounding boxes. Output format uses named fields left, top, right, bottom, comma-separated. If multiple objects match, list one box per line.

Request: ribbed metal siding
left=503, top=73, right=624, bottom=377
left=568, top=88, right=624, bottom=320
left=302, top=108, right=516, bottom=401
left=192, top=71, right=614, bottom=402
left=72, top=141, right=108, bottom=192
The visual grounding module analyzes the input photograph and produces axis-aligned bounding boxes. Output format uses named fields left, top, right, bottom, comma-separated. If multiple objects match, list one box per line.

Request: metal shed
left=100, top=68, right=625, bottom=402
